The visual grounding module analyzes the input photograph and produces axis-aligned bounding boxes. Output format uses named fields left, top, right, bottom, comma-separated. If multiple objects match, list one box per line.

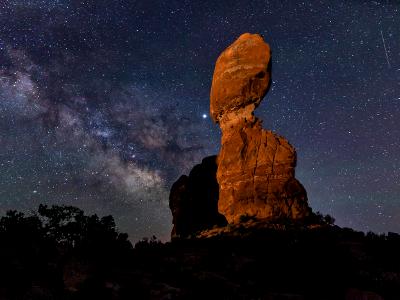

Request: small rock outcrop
left=211, top=33, right=311, bottom=223
left=169, top=156, right=227, bottom=238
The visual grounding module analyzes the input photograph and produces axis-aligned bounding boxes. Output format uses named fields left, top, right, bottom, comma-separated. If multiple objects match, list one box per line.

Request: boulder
left=210, top=33, right=271, bottom=122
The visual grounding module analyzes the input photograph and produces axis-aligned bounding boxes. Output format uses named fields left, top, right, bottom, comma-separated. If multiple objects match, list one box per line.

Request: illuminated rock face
left=169, top=33, right=312, bottom=237
left=210, top=33, right=271, bottom=123
left=210, top=33, right=311, bottom=223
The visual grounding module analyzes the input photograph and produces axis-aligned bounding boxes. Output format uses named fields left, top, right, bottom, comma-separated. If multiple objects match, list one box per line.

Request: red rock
left=210, top=33, right=271, bottom=123
left=211, top=33, right=311, bottom=223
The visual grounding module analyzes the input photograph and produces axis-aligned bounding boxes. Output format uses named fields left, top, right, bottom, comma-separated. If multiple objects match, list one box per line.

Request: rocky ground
left=1, top=206, right=399, bottom=299
left=79, top=224, right=400, bottom=300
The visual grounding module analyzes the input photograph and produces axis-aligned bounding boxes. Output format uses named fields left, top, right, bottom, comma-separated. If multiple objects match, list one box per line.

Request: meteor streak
left=380, top=30, right=391, bottom=68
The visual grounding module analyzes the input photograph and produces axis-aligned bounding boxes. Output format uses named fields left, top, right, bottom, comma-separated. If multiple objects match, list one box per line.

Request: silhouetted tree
left=35, top=204, right=132, bottom=254
left=0, top=205, right=132, bottom=299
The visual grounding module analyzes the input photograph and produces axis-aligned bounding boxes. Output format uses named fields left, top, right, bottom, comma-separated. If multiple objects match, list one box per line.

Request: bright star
left=202, top=114, right=207, bottom=119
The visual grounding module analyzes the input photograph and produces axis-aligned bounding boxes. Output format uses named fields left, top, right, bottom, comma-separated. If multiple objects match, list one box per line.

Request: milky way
left=0, top=1, right=399, bottom=241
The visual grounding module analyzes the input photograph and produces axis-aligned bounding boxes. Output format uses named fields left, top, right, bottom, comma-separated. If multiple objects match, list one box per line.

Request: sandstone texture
left=210, top=33, right=271, bottom=122
left=169, top=156, right=227, bottom=238
left=211, top=33, right=311, bottom=223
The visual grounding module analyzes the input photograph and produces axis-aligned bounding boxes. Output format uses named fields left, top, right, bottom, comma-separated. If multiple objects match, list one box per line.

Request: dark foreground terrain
left=0, top=205, right=399, bottom=300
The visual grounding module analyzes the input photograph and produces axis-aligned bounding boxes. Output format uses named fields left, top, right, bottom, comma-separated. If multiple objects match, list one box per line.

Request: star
left=0, top=0, right=398, bottom=241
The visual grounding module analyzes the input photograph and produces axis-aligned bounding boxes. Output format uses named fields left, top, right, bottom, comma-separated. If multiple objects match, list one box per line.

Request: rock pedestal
left=169, top=33, right=312, bottom=238
left=210, top=33, right=311, bottom=223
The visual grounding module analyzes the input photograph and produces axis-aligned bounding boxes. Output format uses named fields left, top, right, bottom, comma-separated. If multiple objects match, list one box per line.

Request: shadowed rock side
left=210, top=33, right=311, bottom=223
left=169, top=156, right=227, bottom=238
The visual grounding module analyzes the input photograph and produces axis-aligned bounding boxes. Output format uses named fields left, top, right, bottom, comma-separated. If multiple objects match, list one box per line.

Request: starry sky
left=0, top=0, right=399, bottom=241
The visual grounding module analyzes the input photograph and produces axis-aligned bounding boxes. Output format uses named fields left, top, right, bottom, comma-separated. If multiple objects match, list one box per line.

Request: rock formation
left=169, top=156, right=227, bottom=238
left=210, top=33, right=311, bottom=223
left=170, top=33, right=311, bottom=237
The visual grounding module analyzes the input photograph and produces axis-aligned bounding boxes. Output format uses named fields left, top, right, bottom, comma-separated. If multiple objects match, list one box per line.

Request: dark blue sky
left=0, top=0, right=399, bottom=241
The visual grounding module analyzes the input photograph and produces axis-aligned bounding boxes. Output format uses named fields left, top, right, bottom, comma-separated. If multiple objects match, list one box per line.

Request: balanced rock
left=211, top=33, right=311, bottom=223
left=169, top=156, right=227, bottom=238
left=210, top=33, right=271, bottom=122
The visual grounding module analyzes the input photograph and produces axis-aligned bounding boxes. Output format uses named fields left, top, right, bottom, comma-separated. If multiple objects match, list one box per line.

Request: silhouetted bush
left=134, top=235, right=162, bottom=251
left=304, top=211, right=336, bottom=226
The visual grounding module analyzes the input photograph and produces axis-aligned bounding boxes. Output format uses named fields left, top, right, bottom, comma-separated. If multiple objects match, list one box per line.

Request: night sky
left=0, top=1, right=399, bottom=241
